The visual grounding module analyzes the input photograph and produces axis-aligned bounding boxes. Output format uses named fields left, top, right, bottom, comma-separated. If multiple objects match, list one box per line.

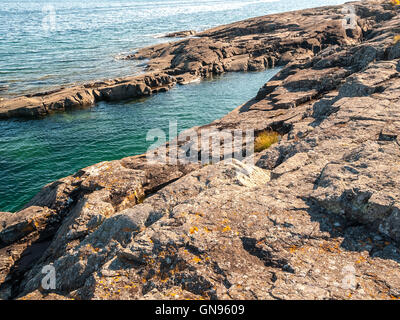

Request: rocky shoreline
left=0, top=1, right=389, bottom=119
left=1, top=0, right=400, bottom=300
left=0, top=73, right=176, bottom=119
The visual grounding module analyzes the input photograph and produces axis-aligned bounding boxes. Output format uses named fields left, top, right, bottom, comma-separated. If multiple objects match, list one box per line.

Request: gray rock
left=2, top=0, right=400, bottom=301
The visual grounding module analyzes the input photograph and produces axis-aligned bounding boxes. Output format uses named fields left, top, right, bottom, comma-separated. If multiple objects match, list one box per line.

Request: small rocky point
left=1, top=1, right=400, bottom=300
left=164, top=30, right=197, bottom=38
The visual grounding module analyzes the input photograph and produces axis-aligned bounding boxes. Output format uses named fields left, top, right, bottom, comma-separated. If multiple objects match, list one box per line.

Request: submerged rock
left=165, top=30, right=196, bottom=38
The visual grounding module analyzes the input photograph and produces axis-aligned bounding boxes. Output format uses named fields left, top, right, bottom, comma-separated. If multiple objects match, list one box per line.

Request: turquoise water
left=0, top=70, right=279, bottom=212
left=0, top=0, right=349, bottom=212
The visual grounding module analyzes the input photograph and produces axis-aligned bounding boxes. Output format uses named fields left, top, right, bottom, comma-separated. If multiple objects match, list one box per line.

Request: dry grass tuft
left=254, top=131, right=280, bottom=152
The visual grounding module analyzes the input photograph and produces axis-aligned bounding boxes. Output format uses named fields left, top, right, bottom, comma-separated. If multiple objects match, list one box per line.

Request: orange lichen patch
left=393, top=35, right=400, bottom=44
left=189, top=226, right=199, bottom=234
left=192, top=257, right=202, bottom=264
left=142, top=254, right=156, bottom=265
left=356, top=256, right=367, bottom=264
left=203, top=226, right=212, bottom=233
left=160, top=277, right=169, bottom=283
left=169, top=269, right=176, bottom=276
left=125, top=193, right=137, bottom=202
left=222, top=226, right=231, bottom=232
left=347, top=292, right=352, bottom=299
left=365, top=285, right=391, bottom=301
left=318, top=241, right=342, bottom=254
left=288, top=245, right=309, bottom=254
left=32, top=219, right=40, bottom=228
left=390, top=0, right=400, bottom=5
left=81, top=243, right=100, bottom=256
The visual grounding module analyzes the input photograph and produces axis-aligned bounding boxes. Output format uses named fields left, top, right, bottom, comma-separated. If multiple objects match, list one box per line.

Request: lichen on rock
left=1, top=0, right=400, bottom=300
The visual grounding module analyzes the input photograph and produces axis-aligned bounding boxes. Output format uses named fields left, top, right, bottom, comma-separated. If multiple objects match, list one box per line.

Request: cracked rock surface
left=1, top=0, right=400, bottom=300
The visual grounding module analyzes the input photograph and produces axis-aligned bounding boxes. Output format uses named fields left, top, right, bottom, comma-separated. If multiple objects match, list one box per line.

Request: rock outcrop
left=0, top=73, right=176, bottom=119
left=129, top=1, right=388, bottom=78
left=164, top=30, right=196, bottom=38
left=1, top=0, right=400, bottom=300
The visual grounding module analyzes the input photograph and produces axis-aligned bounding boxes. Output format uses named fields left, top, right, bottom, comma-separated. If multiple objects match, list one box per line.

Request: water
left=0, top=0, right=349, bottom=212
left=0, top=70, right=278, bottom=211
left=0, top=0, right=348, bottom=96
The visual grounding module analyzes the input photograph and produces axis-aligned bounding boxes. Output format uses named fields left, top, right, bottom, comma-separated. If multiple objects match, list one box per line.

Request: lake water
left=0, top=0, right=348, bottom=212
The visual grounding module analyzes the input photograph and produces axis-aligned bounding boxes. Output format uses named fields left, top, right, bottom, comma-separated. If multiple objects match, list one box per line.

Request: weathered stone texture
left=1, top=0, right=400, bottom=300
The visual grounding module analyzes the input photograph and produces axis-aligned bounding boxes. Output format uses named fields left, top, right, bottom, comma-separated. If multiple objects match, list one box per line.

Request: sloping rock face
left=1, top=1, right=400, bottom=300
